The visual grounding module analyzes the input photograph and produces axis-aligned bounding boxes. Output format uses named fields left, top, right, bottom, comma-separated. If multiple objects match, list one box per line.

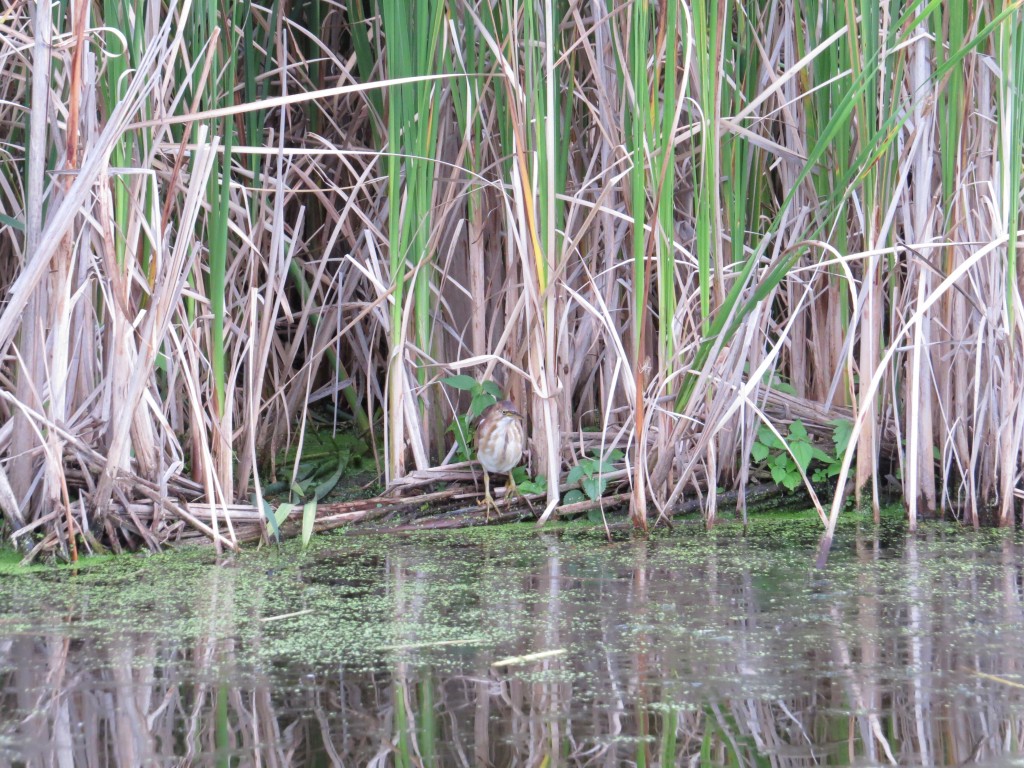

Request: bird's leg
left=480, top=469, right=500, bottom=522
left=504, top=472, right=536, bottom=516
left=503, top=473, right=519, bottom=501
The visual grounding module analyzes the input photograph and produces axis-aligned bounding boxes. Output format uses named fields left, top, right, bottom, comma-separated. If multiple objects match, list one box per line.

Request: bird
left=474, top=399, right=525, bottom=521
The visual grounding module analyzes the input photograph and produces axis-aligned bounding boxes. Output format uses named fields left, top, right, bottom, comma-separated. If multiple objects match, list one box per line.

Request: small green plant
left=511, top=467, right=547, bottom=495
left=751, top=418, right=853, bottom=490
left=260, top=431, right=371, bottom=546
left=812, top=419, right=854, bottom=483
left=442, top=376, right=503, bottom=462
left=563, top=449, right=624, bottom=504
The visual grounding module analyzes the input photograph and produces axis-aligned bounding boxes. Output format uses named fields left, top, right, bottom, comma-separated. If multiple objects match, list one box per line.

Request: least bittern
left=474, top=399, right=525, bottom=520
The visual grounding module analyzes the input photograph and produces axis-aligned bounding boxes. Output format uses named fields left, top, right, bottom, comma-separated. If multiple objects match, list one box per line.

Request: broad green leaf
left=262, top=479, right=288, bottom=495
left=832, top=419, right=854, bottom=454
left=275, top=501, right=295, bottom=526
left=811, top=447, right=834, bottom=464
left=783, top=471, right=802, bottom=491
left=770, top=465, right=788, bottom=484
left=582, top=476, right=605, bottom=501
left=481, top=380, right=503, bottom=399
left=567, top=465, right=586, bottom=485
left=470, top=392, right=496, bottom=417
left=314, top=450, right=349, bottom=480
left=791, top=442, right=814, bottom=472
left=772, top=379, right=797, bottom=396
left=757, top=425, right=782, bottom=448
left=788, top=421, right=809, bottom=440
left=447, top=415, right=472, bottom=461
left=314, top=457, right=347, bottom=500
left=443, top=375, right=478, bottom=391
left=608, top=449, right=625, bottom=462
left=518, top=474, right=547, bottom=495
left=562, top=489, right=586, bottom=505
left=258, top=497, right=280, bottom=543
left=302, top=499, right=316, bottom=547
left=751, top=442, right=770, bottom=462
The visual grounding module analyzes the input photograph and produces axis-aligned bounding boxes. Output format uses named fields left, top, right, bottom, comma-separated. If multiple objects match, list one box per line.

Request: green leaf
left=832, top=419, right=854, bottom=454
left=511, top=466, right=530, bottom=484
left=443, top=375, right=478, bottom=391
left=448, top=415, right=472, bottom=461
left=481, top=380, right=503, bottom=399
left=582, top=476, right=605, bottom=501
left=470, top=392, right=496, bottom=417
left=0, top=213, right=24, bottom=231
left=772, top=453, right=791, bottom=470
left=313, top=449, right=350, bottom=480
left=783, top=470, right=802, bottom=491
left=301, top=499, right=316, bottom=547
left=314, top=458, right=346, bottom=500
left=757, top=425, right=782, bottom=448
left=258, top=497, right=280, bottom=543
left=811, top=447, right=834, bottom=464
left=770, top=465, right=789, bottom=484
left=262, top=479, right=288, bottom=495
left=274, top=501, right=295, bottom=526
left=751, top=442, right=770, bottom=462
left=567, top=465, right=586, bottom=485
left=518, top=474, right=548, bottom=495
left=772, top=379, right=797, bottom=396
left=562, top=489, right=586, bottom=505
left=608, top=449, right=625, bottom=462
left=290, top=480, right=306, bottom=499
left=295, top=462, right=317, bottom=482
left=790, top=442, right=814, bottom=472
left=586, top=507, right=604, bottom=523
left=788, top=420, right=809, bottom=440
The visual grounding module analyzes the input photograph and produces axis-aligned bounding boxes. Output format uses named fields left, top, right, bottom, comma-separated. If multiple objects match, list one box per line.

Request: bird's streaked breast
left=478, top=415, right=524, bottom=474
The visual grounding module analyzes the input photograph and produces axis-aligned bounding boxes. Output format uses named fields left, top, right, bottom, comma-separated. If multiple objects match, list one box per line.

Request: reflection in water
left=2, top=520, right=1024, bottom=766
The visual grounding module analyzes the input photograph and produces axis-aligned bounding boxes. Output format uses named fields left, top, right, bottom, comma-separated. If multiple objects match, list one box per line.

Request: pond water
left=2, top=513, right=1024, bottom=767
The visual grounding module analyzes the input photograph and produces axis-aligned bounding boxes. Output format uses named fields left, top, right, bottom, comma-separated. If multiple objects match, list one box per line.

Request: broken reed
left=0, top=0, right=1022, bottom=553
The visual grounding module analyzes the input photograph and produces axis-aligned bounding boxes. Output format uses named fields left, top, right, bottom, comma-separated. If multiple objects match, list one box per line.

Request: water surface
left=2, top=514, right=1024, bottom=766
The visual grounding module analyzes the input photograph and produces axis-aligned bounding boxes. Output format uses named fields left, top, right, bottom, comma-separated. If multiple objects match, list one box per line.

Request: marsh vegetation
left=0, top=0, right=1022, bottom=558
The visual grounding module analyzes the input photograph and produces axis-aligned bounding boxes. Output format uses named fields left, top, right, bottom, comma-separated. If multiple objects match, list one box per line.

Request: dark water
left=2, top=514, right=1024, bottom=767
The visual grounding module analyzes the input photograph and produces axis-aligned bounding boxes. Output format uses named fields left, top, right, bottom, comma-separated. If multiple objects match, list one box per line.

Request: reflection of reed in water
left=3, top=530, right=1024, bottom=765
left=4, top=636, right=1020, bottom=766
